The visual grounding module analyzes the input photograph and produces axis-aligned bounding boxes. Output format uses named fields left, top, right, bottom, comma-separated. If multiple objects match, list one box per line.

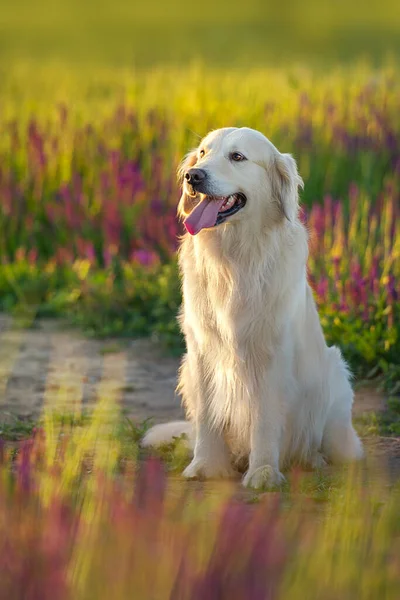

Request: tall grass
left=1, top=413, right=399, bottom=599
left=1, top=64, right=399, bottom=263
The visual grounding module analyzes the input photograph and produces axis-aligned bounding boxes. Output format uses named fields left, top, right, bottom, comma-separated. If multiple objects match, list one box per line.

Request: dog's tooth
left=218, top=194, right=237, bottom=212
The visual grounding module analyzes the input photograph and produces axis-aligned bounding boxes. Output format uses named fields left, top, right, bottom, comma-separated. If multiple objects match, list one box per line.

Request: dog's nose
left=185, top=168, right=207, bottom=187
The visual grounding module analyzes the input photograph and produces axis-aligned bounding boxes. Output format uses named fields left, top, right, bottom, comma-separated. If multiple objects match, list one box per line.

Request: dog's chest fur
left=179, top=233, right=273, bottom=445
left=180, top=229, right=298, bottom=354
left=178, top=225, right=308, bottom=450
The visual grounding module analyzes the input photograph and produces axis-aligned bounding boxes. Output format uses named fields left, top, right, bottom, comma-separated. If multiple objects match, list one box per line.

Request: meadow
left=0, top=63, right=398, bottom=389
left=0, top=47, right=399, bottom=597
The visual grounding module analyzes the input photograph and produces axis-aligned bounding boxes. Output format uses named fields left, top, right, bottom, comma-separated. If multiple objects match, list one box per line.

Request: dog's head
left=177, top=127, right=303, bottom=236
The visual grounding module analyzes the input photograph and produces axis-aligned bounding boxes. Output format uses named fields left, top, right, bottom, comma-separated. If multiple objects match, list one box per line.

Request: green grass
left=99, top=341, right=128, bottom=355
left=0, top=402, right=397, bottom=494
left=355, top=397, right=400, bottom=437
left=0, top=409, right=375, bottom=506
left=0, top=415, right=36, bottom=441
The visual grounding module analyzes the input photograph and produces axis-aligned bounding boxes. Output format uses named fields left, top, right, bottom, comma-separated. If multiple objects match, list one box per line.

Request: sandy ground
left=0, top=315, right=182, bottom=423
left=0, top=313, right=399, bottom=477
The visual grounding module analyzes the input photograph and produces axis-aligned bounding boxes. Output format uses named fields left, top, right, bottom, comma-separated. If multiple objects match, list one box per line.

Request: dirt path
left=0, top=315, right=183, bottom=423
left=0, top=313, right=399, bottom=476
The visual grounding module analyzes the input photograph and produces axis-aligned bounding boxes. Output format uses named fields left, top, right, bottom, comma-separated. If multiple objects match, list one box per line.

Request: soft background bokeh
left=0, top=2, right=399, bottom=598
left=1, top=0, right=400, bottom=66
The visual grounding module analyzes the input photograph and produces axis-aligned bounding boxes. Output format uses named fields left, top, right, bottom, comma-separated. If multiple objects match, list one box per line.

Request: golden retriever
left=143, top=127, right=363, bottom=489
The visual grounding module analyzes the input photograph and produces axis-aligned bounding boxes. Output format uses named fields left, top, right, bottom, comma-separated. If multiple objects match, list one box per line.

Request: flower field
left=1, top=411, right=400, bottom=600
left=0, top=63, right=399, bottom=388
left=0, top=58, right=399, bottom=598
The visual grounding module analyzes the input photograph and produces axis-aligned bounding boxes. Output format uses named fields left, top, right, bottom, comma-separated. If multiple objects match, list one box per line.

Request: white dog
left=143, top=127, right=363, bottom=489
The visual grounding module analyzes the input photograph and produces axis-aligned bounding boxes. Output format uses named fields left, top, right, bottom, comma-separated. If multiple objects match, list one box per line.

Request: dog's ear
left=271, top=153, right=303, bottom=222
left=177, top=149, right=198, bottom=219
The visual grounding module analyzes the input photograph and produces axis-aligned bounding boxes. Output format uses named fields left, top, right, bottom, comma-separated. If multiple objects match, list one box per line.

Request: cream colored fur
left=142, top=127, right=363, bottom=489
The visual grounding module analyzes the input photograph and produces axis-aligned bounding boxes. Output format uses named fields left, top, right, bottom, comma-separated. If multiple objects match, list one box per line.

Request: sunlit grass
left=1, top=404, right=399, bottom=599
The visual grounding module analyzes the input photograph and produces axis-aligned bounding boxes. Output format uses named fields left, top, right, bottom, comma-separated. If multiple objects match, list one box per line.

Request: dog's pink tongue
left=184, top=198, right=225, bottom=236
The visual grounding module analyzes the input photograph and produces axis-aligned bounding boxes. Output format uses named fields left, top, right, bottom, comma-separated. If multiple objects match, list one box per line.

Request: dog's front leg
left=183, top=414, right=234, bottom=480
left=242, top=365, right=286, bottom=490
left=182, top=356, right=234, bottom=480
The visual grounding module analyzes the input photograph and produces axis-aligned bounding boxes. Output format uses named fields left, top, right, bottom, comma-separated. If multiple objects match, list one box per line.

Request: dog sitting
left=143, top=127, right=363, bottom=489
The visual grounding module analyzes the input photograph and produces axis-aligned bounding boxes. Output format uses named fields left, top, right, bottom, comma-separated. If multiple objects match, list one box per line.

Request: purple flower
left=130, top=249, right=160, bottom=267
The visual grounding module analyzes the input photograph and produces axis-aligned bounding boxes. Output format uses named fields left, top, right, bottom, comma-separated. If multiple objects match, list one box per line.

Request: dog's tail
left=141, top=421, right=195, bottom=449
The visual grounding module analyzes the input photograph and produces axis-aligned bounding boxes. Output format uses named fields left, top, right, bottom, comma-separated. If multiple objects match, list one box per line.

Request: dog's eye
left=230, top=152, right=246, bottom=162
left=199, top=149, right=205, bottom=158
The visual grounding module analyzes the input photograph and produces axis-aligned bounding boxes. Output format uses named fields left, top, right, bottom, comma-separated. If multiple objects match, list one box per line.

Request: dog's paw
left=183, top=456, right=235, bottom=480
left=309, top=452, right=328, bottom=470
left=242, top=465, right=285, bottom=490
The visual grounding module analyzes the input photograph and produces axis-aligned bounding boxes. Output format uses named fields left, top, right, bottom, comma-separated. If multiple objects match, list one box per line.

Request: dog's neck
left=178, top=219, right=308, bottom=319
left=186, top=219, right=298, bottom=271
